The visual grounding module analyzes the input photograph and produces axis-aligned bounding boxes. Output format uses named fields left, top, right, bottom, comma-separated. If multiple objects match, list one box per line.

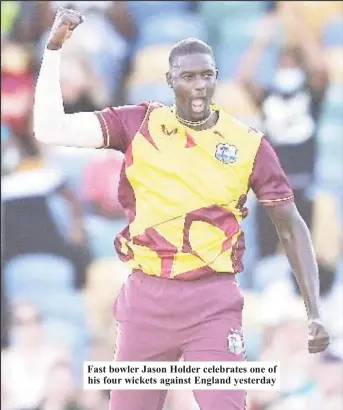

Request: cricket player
left=33, top=8, right=330, bottom=410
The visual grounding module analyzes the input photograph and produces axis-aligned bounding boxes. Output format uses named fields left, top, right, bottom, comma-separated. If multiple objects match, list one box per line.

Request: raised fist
left=47, top=7, right=84, bottom=50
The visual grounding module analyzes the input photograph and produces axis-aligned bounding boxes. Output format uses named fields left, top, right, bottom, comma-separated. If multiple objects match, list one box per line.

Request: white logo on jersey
left=215, top=143, right=238, bottom=164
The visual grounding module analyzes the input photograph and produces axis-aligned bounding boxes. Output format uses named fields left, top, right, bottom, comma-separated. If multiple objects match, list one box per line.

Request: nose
left=194, top=77, right=206, bottom=92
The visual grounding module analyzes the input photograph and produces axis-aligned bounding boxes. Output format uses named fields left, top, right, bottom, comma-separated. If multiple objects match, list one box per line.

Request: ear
left=166, top=71, right=173, bottom=88
left=215, top=69, right=219, bottom=80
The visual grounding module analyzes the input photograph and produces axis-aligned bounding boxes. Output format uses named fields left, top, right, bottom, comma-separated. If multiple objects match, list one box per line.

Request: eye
left=183, top=75, right=192, bottom=80
left=204, top=73, right=214, bottom=79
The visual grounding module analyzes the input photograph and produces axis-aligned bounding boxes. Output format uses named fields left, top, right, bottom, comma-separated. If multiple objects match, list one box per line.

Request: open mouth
left=191, top=98, right=206, bottom=114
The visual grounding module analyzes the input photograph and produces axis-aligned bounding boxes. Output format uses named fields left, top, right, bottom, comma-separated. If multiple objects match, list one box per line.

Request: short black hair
left=169, top=38, right=214, bottom=67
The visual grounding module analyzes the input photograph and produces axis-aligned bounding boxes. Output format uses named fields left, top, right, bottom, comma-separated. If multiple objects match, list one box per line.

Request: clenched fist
left=308, top=319, right=330, bottom=354
left=47, top=7, right=84, bottom=50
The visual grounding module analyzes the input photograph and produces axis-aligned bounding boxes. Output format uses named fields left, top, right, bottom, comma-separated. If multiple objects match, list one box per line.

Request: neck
left=176, top=104, right=211, bottom=118
left=174, top=106, right=218, bottom=131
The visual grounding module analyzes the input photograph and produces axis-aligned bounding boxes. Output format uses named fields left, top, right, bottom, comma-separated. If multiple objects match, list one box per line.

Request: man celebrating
left=33, top=8, right=330, bottom=410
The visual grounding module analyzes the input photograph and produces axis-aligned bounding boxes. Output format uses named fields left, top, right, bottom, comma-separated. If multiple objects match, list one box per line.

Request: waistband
left=131, top=269, right=237, bottom=290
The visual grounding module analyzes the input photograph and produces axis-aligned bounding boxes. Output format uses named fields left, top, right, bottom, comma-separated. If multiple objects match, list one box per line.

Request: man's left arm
left=267, top=202, right=329, bottom=353
left=250, top=137, right=330, bottom=354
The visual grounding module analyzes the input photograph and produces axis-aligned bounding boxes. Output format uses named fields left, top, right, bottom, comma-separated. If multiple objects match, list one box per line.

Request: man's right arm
left=34, top=6, right=147, bottom=151
left=33, top=7, right=103, bottom=148
left=34, top=47, right=104, bottom=148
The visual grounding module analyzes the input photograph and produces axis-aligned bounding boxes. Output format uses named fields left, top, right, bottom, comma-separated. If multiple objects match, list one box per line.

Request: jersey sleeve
left=249, top=137, right=294, bottom=207
left=94, top=103, right=149, bottom=152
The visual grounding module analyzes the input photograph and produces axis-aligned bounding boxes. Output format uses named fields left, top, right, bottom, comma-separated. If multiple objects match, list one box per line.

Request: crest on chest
left=215, top=143, right=238, bottom=164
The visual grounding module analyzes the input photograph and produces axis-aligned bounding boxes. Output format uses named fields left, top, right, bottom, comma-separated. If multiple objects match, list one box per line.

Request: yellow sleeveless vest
left=116, top=104, right=263, bottom=279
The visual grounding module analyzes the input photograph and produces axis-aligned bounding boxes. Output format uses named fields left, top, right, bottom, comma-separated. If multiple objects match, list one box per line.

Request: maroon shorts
left=111, top=271, right=246, bottom=410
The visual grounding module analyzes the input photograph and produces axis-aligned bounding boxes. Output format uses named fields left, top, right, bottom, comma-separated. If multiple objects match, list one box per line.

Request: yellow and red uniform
left=95, top=102, right=294, bottom=280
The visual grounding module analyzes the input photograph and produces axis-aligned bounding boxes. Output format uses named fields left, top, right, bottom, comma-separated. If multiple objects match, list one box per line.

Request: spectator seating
left=251, top=42, right=281, bottom=89
left=4, top=254, right=75, bottom=299
left=296, top=1, right=343, bottom=40
left=126, top=45, right=173, bottom=105
left=321, top=283, right=343, bottom=360
left=323, top=16, right=343, bottom=48
left=84, top=217, right=126, bottom=259
left=216, top=14, right=270, bottom=80
left=126, top=1, right=194, bottom=27
left=46, top=148, right=100, bottom=195
left=127, top=82, right=174, bottom=106
left=242, top=291, right=263, bottom=360
left=37, top=291, right=88, bottom=328
left=312, top=112, right=343, bottom=268
left=127, top=44, right=171, bottom=87
left=323, top=17, right=343, bottom=84
left=217, top=43, right=249, bottom=80
left=199, top=1, right=268, bottom=45
left=276, top=2, right=343, bottom=46
left=75, top=10, right=130, bottom=98
left=253, top=255, right=293, bottom=293
left=38, top=9, right=129, bottom=100
left=321, top=83, right=343, bottom=121
left=44, top=317, right=89, bottom=378
left=136, top=13, right=208, bottom=50
left=311, top=92, right=342, bottom=273
left=314, top=85, right=343, bottom=220
left=44, top=317, right=87, bottom=347
left=199, top=0, right=268, bottom=20
left=6, top=283, right=90, bottom=378
left=127, top=11, right=208, bottom=105
left=1, top=3, right=342, bottom=407
left=7, top=287, right=88, bottom=331
left=83, top=258, right=130, bottom=341
left=315, top=124, right=343, bottom=203
left=325, top=46, right=343, bottom=86
left=214, top=81, right=261, bottom=125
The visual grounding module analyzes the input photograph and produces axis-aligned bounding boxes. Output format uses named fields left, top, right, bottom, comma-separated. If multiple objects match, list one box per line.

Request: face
left=166, top=53, right=217, bottom=121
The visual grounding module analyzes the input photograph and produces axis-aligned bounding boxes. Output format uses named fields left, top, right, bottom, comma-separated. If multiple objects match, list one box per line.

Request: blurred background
left=1, top=1, right=342, bottom=409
